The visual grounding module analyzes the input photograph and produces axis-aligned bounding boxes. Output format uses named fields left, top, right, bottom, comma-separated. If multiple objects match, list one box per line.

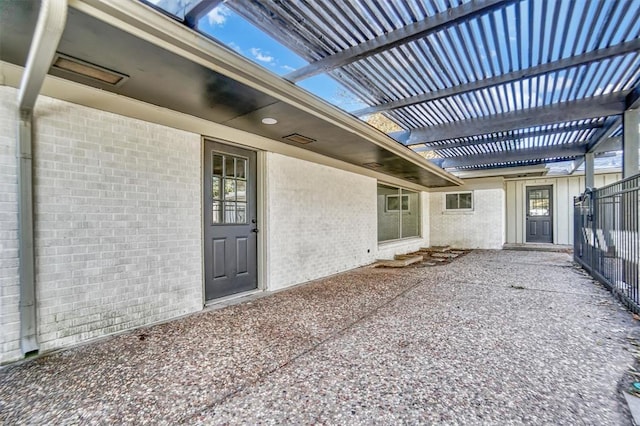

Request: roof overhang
left=0, top=0, right=462, bottom=188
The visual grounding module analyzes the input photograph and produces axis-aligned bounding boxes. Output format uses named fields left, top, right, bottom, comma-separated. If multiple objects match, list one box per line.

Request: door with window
left=203, top=141, right=257, bottom=300
left=526, top=185, right=553, bottom=243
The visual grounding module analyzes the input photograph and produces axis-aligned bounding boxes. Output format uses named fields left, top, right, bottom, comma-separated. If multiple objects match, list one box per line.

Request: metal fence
left=574, top=173, right=640, bottom=313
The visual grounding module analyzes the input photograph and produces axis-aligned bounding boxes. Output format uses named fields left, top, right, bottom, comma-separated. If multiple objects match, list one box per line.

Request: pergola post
left=585, top=153, right=595, bottom=190
left=623, top=108, right=640, bottom=178
left=621, top=108, right=639, bottom=293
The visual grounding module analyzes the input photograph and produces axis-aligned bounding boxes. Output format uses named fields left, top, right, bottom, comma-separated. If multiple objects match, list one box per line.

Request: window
left=445, top=192, right=473, bottom=211
left=385, top=194, right=409, bottom=211
left=211, top=153, right=248, bottom=224
left=377, top=184, right=420, bottom=242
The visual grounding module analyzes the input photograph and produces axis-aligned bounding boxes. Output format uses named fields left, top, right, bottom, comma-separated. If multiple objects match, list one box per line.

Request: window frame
left=444, top=191, right=474, bottom=212
left=385, top=194, right=410, bottom=212
left=377, top=183, right=421, bottom=243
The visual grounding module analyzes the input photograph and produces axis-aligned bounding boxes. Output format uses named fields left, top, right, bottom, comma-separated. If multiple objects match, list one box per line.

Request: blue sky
left=195, top=4, right=367, bottom=112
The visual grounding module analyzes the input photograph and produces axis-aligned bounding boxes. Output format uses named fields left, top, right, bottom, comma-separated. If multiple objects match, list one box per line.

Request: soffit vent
left=283, top=133, right=316, bottom=144
left=52, top=53, right=129, bottom=86
left=363, top=162, right=383, bottom=169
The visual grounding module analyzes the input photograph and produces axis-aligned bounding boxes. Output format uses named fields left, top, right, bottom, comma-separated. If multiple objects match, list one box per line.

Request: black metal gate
left=574, top=173, right=640, bottom=312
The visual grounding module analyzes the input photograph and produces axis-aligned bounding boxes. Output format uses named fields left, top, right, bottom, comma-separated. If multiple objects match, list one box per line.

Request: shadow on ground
left=1, top=250, right=638, bottom=424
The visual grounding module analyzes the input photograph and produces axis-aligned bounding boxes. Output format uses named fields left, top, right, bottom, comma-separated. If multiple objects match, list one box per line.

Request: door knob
left=251, top=228, right=259, bottom=233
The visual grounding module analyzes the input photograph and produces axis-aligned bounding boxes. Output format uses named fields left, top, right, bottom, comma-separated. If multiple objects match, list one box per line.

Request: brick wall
left=266, top=153, right=378, bottom=290
left=1, top=87, right=203, bottom=361
left=0, top=87, right=20, bottom=363
left=1, top=83, right=436, bottom=362
left=430, top=186, right=505, bottom=249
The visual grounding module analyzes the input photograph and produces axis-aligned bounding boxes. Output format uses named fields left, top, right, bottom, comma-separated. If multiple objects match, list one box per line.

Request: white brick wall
left=430, top=186, right=505, bottom=249
left=0, top=86, right=20, bottom=363
left=0, top=87, right=203, bottom=361
left=266, top=153, right=378, bottom=290
left=1, top=83, right=439, bottom=362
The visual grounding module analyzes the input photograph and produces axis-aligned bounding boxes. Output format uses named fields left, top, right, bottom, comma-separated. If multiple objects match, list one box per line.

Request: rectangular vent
left=363, top=162, right=383, bottom=169
left=52, top=53, right=128, bottom=86
left=283, top=133, right=316, bottom=144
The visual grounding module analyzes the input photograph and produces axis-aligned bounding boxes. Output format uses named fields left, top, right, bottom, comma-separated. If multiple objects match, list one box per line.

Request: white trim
left=200, top=137, right=206, bottom=307
left=257, top=150, right=268, bottom=292
left=202, top=138, right=265, bottom=299
left=377, top=236, right=423, bottom=249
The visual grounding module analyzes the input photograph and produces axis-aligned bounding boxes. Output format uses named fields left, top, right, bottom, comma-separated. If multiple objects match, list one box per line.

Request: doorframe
left=200, top=137, right=267, bottom=306
left=523, top=183, right=555, bottom=244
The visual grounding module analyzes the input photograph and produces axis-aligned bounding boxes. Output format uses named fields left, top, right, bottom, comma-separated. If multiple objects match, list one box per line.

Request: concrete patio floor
left=1, top=250, right=639, bottom=424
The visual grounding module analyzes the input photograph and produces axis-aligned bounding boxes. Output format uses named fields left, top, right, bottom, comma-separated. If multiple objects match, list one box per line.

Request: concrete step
left=376, top=255, right=423, bottom=268
left=431, top=252, right=459, bottom=259
left=420, top=246, right=451, bottom=253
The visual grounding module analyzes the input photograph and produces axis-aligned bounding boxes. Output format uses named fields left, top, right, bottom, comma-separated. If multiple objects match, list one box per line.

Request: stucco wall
left=429, top=178, right=505, bottom=249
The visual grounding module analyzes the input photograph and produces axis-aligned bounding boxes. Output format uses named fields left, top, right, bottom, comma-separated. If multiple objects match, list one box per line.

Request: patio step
left=420, top=245, right=451, bottom=253
left=375, top=254, right=424, bottom=268
left=431, top=252, right=459, bottom=259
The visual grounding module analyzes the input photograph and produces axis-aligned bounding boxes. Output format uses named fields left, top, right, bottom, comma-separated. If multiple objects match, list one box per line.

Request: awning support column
left=623, top=108, right=640, bottom=178
left=585, top=153, right=595, bottom=190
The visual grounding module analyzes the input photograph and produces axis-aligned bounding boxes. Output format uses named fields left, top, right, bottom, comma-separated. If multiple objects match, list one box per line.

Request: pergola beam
left=354, top=38, right=640, bottom=116
left=417, top=136, right=620, bottom=155
left=284, top=0, right=518, bottom=82
left=440, top=144, right=588, bottom=168
left=405, top=93, right=627, bottom=145
left=585, top=116, right=622, bottom=153
left=627, top=86, right=640, bottom=110
left=411, top=122, right=602, bottom=151
left=570, top=116, right=622, bottom=174
left=185, top=0, right=223, bottom=28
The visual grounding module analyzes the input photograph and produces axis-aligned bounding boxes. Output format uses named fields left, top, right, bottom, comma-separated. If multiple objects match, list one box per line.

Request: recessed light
left=261, top=117, right=278, bottom=125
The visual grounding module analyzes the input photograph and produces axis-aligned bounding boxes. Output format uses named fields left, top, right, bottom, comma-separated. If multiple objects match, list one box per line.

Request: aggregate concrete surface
left=1, top=250, right=639, bottom=425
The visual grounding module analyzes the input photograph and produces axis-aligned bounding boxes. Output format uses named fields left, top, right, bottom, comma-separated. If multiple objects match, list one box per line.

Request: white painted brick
left=430, top=187, right=505, bottom=249
left=0, top=86, right=21, bottom=364
left=0, top=86, right=203, bottom=362
left=266, top=153, right=379, bottom=290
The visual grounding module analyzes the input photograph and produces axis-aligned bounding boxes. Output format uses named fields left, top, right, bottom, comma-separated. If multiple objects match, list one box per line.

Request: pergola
left=152, top=0, right=640, bottom=179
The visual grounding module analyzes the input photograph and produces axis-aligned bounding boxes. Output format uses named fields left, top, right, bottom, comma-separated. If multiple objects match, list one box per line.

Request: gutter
left=16, top=0, right=67, bottom=355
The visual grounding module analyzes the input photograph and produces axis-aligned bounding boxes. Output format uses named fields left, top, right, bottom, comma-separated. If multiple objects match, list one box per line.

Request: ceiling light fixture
left=52, top=53, right=128, bottom=86
left=261, top=117, right=278, bottom=125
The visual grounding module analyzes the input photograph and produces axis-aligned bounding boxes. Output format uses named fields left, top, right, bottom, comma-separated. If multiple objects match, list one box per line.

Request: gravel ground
left=1, top=250, right=638, bottom=425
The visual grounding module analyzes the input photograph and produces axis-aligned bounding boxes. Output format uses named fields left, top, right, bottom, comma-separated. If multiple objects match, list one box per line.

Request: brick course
left=266, top=153, right=378, bottom=290
left=1, top=87, right=202, bottom=362
left=0, top=86, right=20, bottom=363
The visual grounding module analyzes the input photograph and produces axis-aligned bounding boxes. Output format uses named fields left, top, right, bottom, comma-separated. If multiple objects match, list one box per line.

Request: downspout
left=17, top=0, right=67, bottom=355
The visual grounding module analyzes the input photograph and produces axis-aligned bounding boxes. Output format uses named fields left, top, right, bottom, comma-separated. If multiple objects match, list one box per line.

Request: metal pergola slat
left=149, top=0, right=640, bottom=172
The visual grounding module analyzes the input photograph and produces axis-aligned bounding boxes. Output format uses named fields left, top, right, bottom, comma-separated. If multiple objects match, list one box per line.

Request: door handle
left=251, top=228, right=259, bottom=233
